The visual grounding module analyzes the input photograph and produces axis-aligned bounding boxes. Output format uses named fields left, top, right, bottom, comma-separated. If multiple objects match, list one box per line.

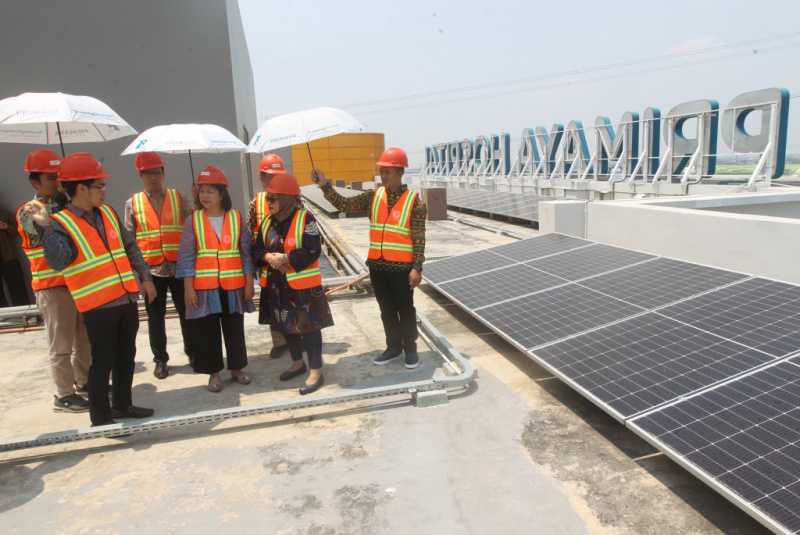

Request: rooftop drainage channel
left=0, top=211, right=476, bottom=453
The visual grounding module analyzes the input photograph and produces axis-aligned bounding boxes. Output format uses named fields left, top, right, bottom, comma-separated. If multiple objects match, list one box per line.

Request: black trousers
left=0, top=259, right=31, bottom=307
left=188, top=291, right=247, bottom=374
left=285, top=330, right=323, bottom=370
left=144, top=275, right=193, bottom=363
left=369, top=267, right=418, bottom=351
left=82, top=301, right=139, bottom=425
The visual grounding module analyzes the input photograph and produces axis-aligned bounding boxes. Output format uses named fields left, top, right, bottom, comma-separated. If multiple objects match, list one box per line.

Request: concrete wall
left=587, top=191, right=800, bottom=284
left=0, top=0, right=256, bottom=213
left=701, top=201, right=800, bottom=219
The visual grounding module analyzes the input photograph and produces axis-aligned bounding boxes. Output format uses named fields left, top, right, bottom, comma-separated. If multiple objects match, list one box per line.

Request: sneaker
left=372, top=347, right=403, bottom=365
left=53, top=394, right=90, bottom=413
left=404, top=350, right=420, bottom=370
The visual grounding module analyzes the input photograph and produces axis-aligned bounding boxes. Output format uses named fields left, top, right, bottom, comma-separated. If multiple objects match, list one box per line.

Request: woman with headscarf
left=252, top=173, right=332, bottom=395
left=177, top=165, right=255, bottom=393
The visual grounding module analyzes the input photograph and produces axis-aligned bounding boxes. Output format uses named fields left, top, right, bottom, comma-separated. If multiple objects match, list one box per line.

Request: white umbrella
left=0, top=92, right=136, bottom=154
left=121, top=123, right=246, bottom=181
left=246, top=107, right=365, bottom=170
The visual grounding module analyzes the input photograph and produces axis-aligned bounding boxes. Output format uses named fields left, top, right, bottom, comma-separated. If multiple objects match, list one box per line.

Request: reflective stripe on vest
left=257, top=213, right=272, bottom=288
left=51, top=205, right=139, bottom=312
left=252, top=192, right=269, bottom=237
left=192, top=209, right=245, bottom=291
left=16, top=203, right=65, bottom=291
left=131, top=189, right=183, bottom=266
left=367, top=187, right=417, bottom=264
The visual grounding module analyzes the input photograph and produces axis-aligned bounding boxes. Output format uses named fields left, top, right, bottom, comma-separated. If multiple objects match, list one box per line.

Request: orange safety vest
left=51, top=205, right=140, bottom=312
left=131, top=188, right=183, bottom=266
left=16, top=201, right=65, bottom=291
left=259, top=207, right=321, bottom=290
left=191, top=209, right=246, bottom=291
left=367, top=187, right=417, bottom=264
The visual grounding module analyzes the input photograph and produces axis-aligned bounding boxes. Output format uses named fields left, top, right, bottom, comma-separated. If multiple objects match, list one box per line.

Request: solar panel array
left=424, top=233, right=800, bottom=534
left=446, top=188, right=545, bottom=223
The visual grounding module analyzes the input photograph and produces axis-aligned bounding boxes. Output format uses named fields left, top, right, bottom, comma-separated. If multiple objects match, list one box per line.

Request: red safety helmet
left=259, top=153, right=286, bottom=174
left=197, top=165, right=229, bottom=186
left=376, top=147, right=408, bottom=168
left=267, top=173, right=300, bottom=196
left=135, top=151, right=164, bottom=172
left=58, top=153, right=110, bottom=182
left=24, top=149, right=61, bottom=174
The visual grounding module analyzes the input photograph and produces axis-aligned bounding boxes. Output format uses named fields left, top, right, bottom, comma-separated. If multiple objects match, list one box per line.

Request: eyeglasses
left=267, top=196, right=280, bottom=203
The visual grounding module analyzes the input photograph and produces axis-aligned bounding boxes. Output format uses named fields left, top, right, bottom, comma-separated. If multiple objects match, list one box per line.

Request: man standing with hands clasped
left=27, top=152, right=157, bottom=426
left=314, top=147, right=426, bottom=369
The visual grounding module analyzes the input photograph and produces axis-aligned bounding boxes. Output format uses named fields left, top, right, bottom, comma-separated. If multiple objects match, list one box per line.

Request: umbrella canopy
left=0, top=92, right=136, bottom=147
left=246, top=107, right=364, bottom=153
left=121, top=123, right=246, bottom=155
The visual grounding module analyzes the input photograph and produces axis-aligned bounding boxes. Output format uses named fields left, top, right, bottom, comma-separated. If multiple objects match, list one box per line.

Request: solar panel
left=630, top=357, right=800, bottom=535
left=445, top=189, right=544, bottom=222
left=423, top=250, right=515, bottom=284
left=532, top=313, right=775, bottom=419
left=526, top=243, right=655, bottom=281
left=475, top=284, right=643, bottom=350
left=659, top=278, right=800, bottom=357
left=438, top=264, right=566, bottom=309
left=489, top=233, right=590, bottom=262
left=579, top=257, right=749, bottom=309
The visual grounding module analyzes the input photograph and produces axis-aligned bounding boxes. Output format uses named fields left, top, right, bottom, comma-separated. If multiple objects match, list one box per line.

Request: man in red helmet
left=17, top=149, right=91, bottom=413
left=28, top=152, right=157, bottom=426
left=124, top=152, right=193, bottom=379
left=247, top=153, right=289, bottom=359
left=314, top=147, right=427, bottom=369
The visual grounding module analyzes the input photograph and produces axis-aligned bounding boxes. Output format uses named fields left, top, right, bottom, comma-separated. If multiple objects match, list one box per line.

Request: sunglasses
left=267, top=195, right=280, bottom=203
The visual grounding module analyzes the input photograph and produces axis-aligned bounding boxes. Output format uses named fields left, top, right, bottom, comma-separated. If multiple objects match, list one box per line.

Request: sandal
left=231, top=372, right=251, bottom=385
left=207, top=375, right=224, bottom=393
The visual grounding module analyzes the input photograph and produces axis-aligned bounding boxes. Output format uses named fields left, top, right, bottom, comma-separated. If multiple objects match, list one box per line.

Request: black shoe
left=111, top=405, right=154, bottom=419
left=372, top=347, right=402, bottom=365
left=91, top=419, right=117, bottom=427
left=404, top=350, right=420, bottom=370
left=53, top=394, right=90, bottom=413
left=299, top=374, right=324, bottom=395
left=154, top=361, right=169, bottom=380
left=279, top=364, right=307, bottom=382
left=269, top=344, right=289, bottom=359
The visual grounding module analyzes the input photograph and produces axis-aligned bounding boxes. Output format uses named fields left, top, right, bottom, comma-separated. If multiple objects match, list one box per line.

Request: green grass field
left=714, top=163, right=800, bottom=176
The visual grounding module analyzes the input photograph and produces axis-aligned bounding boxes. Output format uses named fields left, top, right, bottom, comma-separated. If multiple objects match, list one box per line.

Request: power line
left=339, top=31, right=800, bottom=111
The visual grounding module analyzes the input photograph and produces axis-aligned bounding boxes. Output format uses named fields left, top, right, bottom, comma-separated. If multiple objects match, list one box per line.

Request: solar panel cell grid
left=422, top=250, right=514, bottom=284
left=489, top=233, right=590, bottom=262
left=526, top=243, right=655, bottom=281
left=579, top=257, right=749, bottom=309
left=631, top=358, right=800, bottom=534
left=475, top=284, right=642, bottom=350
left=659, top=278, right=800, bottom=357
left=438, top=264, right=565, bottom=309
left=532, top=313, right=774, bottom=418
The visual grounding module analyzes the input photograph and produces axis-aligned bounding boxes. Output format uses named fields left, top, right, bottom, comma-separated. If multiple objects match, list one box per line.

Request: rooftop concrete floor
left=0, top=210, right=769, bottom=534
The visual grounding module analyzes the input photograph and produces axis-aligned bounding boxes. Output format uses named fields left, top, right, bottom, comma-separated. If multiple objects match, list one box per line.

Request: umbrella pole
left=306, top=142, right=317, bottom=172
left=188, top=150, right=196, bottom=183
left=56, top=122, right=66, bottom=157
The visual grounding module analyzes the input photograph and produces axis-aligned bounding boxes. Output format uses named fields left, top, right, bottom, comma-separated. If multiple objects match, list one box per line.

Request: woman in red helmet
left=252, top=173, right=332, bottom=395
left=176, top=165, right=255, bottom=393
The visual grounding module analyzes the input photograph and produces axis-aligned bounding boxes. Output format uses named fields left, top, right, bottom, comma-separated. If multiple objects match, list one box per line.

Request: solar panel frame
left=628, top=357, right=800, bottom=535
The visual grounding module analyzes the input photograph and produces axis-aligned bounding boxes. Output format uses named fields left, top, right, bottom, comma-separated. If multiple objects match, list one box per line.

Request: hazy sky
left=239, top=0, right=800, bottom=165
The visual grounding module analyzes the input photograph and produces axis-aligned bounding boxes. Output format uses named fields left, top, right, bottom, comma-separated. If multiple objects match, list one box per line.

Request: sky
left=238, top=0, right=800, bottom=166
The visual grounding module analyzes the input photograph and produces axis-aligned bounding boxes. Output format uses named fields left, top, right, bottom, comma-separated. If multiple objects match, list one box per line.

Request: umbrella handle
left=56, top=122, right=66, bottom=157
left=306, top=142, right=317, bottom=174
left=188, top=150, right=196, bottom=184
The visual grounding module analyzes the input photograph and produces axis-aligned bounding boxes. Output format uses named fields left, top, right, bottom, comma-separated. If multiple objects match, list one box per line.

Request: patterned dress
left=252, top=208, right=333, bottom=334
